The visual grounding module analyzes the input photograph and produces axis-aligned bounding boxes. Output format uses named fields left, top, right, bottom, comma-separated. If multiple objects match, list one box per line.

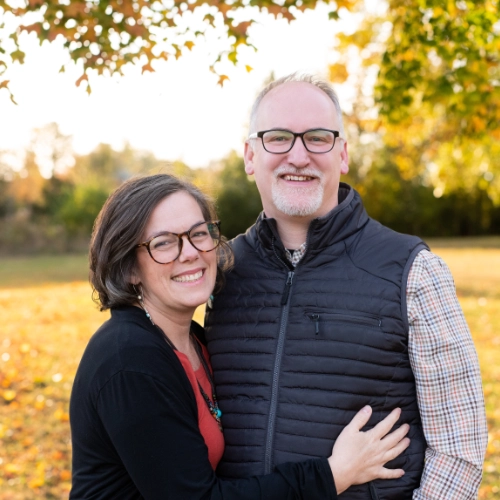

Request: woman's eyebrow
left=146, top=221, right=206, bottom=240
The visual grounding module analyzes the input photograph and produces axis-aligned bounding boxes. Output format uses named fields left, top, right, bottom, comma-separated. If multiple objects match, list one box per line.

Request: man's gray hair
left=248, top=72, right=345, bottom=138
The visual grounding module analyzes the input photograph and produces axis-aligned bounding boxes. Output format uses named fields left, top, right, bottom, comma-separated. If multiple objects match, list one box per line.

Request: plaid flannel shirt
left=286, top=247, right=487, bottom=499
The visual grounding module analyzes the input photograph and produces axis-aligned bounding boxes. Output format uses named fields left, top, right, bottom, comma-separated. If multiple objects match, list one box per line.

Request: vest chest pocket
left=305, top=310, right=382, bottom=337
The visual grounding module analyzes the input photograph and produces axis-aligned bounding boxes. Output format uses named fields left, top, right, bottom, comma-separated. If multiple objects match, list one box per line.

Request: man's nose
left=287, top=136, right=310, bottom=166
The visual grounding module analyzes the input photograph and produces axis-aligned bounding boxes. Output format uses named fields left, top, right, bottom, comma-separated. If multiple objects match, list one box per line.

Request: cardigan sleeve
left=96, top=369, right=337, bottom=500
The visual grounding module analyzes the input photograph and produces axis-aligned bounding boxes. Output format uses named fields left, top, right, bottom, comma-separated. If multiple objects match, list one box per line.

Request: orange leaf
left=20, top=23, right=41, bottom=35
left=75, top=74, right=88, bottom=87
left=217, top=75, right=229, bottom=86
left=231, top=21, right=251, bottom=37
left=141, top=63, right=154, bottom=74
left=60, top=469, right=72, bottom=481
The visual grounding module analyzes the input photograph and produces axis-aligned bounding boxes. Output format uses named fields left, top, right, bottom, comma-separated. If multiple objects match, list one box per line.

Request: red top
left=175, top=344, right=225, bottom=470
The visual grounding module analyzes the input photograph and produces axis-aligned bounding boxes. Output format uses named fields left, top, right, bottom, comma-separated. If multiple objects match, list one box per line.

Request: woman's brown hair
left=89, top=174, right=233, bottom=310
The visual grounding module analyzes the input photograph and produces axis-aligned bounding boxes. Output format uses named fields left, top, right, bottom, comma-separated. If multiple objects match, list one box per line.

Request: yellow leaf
left=3, top=389, right=16, bottom=401
left=5, top=463, right=21, bottom=474
left=245, top=65, right=253, bottom=73
left=28, top=477, right=45, bottom=488
left=54, top=408, right=70, bottom=421
left=19, top=343, right=30, bottom=353
left=184, top=41, right=195, bottom=50
left=329, top=63, right=349, bottom=83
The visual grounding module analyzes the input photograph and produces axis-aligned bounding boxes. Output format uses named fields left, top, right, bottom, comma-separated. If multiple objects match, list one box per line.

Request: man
left=205, top=73, right=487, bottom=499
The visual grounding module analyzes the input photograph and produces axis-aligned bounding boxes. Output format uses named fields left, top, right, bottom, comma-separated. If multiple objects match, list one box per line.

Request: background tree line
left=0, top=121, right=498, bottom=257
left=2, top=1, right=499, bottom=254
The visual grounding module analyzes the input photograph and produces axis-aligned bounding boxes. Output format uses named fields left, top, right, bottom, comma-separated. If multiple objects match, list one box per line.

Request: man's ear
left=244, top=141, right=255, bottom=175
left=340, top=140, right=349, bottom=175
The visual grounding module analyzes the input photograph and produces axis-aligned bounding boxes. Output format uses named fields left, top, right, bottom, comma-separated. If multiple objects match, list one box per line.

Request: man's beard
left=271, top=167, right=324, bottom=217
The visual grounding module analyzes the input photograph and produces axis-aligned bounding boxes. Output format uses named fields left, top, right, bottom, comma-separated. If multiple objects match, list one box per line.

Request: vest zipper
left=369, top=482, right=380, bottom=499
left=281, top=271, right=294, bottom=305
left=265, top=270, right=294, bottom=474
left=306, top=313, right=320, bottom=334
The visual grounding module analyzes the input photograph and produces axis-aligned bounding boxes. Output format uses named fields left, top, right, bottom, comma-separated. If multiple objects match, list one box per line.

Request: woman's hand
left=328, top=406, right=410, bottom=495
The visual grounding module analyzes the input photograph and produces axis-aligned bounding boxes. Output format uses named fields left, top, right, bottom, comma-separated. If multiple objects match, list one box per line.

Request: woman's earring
left=134, top=284, right=154, bottom=325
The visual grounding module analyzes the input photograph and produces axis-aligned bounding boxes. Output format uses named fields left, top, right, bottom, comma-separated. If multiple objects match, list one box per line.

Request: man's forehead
left=255, top=81, right=338, bottom=129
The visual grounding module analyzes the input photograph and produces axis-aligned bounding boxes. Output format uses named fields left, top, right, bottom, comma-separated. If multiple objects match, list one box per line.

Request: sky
left=0, top=4, right=350, bottom=172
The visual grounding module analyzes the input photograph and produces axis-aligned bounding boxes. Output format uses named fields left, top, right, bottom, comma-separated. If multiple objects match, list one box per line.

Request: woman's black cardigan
left=69, top=306, right=337, bottom=499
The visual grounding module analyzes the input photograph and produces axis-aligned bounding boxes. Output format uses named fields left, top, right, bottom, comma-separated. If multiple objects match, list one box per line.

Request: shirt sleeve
left=406, top=250, right=487, bottom=499
left=96, top=369, right=337, bottom=500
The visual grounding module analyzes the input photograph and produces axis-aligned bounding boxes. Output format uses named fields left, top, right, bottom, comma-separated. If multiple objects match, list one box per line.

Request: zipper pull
left=281, top=271, right=294, bottom=305
left=307, top=313, right=320, bottom=334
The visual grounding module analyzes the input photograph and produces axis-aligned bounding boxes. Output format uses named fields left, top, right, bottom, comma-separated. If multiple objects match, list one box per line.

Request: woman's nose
left=177, top=236, right=199, bottom=261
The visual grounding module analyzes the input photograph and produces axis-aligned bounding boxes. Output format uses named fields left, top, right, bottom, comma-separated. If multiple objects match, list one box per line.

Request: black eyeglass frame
left=248, top=128, right=341, bottom=154
left=136, top=220, right=221, bottom=265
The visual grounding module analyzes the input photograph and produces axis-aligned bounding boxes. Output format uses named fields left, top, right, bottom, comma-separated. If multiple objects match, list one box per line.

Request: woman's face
left=132, top=191, right=217, bottom=319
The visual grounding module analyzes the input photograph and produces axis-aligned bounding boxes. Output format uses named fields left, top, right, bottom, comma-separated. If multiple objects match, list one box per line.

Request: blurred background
left=0, top=0, right=499, bottom=498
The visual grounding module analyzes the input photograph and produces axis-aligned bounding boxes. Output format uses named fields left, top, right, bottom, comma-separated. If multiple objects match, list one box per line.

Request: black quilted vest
left=205, top=184, right=428, bottom=499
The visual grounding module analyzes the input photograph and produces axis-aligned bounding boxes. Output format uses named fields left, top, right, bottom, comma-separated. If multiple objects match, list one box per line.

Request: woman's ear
left=129, top=266, right=140, bottom=286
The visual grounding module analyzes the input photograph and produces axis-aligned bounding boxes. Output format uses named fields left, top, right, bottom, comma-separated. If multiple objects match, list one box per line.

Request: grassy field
left=0, top=241, right=499, bottom=498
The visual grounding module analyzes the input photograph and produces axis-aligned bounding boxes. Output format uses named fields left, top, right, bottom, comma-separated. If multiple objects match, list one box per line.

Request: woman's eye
left=191, top=230, right=209, bottom=240
left=152, top=237, right=176, bottom=249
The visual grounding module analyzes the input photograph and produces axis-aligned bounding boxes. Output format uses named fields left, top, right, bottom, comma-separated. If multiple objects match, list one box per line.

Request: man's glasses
left=137, top=220, right=221, bottom=264
left=248, top=128, right=341, bottom=154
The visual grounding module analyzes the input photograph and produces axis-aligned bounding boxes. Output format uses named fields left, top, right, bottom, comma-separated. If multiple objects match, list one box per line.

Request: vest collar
left=254, top=183, right=369, bottom=265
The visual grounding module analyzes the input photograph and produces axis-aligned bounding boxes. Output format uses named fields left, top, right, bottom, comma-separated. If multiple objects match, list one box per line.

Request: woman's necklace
left=136, top=294, right=223, bottom=431
left=192, top=339, right=223, bottom=432
left=161, top=327, right=223, bottom=432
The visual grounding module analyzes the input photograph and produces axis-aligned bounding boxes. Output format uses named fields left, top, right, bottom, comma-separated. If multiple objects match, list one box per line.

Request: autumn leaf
left=141, top=62, right=154, bottom=74
left=329, top=63, right=349, bottom=83
left=3, top=389, right=17, bottom=401
left=231, top=21, right=251, bottom=37
left=217, top=74, right=229, bottom=86
left=75, top=73, right=88, bottom=87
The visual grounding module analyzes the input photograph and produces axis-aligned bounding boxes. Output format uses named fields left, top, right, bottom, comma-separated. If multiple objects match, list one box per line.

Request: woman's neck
left=138, top=300, right=200, bottom=369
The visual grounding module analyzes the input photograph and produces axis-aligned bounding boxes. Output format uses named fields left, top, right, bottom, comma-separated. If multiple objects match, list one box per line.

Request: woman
left=69, top=174, right=410, bottom=499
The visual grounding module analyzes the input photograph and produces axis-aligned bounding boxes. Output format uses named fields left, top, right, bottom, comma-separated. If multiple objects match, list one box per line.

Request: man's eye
left=307, top=134, right=330, bottom=143
left=266, top=133, right=292, bottom=143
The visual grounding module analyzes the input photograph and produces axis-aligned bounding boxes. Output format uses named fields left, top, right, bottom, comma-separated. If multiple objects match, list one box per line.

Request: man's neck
left=274, top=217, right=310, bottom=249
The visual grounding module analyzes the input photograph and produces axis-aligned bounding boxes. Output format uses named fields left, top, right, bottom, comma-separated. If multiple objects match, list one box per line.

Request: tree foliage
left=332, top=0, right=500, bottom=204
left=0, top=0, right=333, bottom=99
left=212, top=151, right=262, bottom=239
left=336, top=0, right=500, bottom=134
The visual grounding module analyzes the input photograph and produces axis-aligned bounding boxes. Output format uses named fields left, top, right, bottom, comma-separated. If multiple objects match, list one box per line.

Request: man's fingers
left=370, top=407, right=401, bottom=439
left=346, top=405, right=372, bottom=431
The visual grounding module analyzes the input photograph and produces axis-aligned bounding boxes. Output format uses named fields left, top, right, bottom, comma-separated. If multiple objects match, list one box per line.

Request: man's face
left=244, top=82, right=349, bottom=221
